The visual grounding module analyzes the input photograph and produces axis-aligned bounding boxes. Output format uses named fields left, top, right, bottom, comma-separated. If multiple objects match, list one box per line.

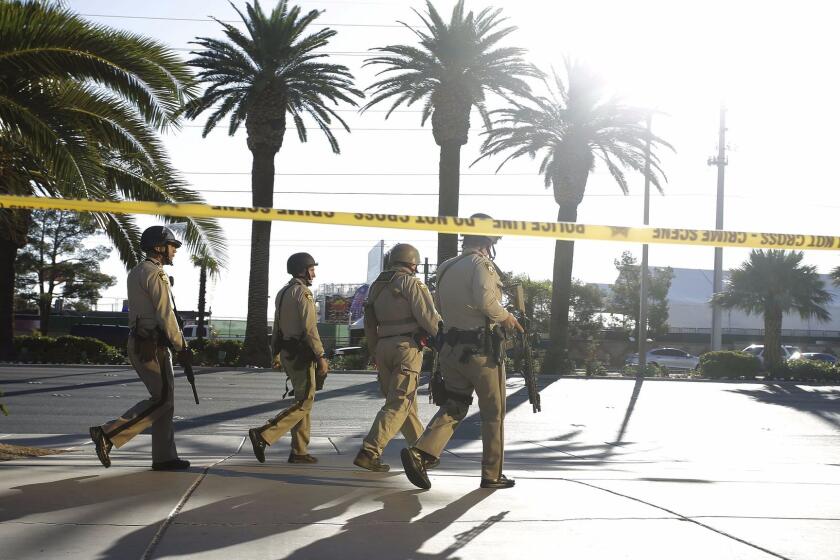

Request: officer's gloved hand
left=316, top=356, right=329, bottom=390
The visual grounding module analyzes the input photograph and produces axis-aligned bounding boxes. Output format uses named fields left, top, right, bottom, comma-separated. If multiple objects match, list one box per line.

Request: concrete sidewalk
left=1, top=431, right=838, bottom=560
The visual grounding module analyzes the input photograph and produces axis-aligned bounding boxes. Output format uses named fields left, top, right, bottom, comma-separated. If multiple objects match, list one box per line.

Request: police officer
left=89, top=226, right=191, bottom=471
left=401, top=214, right=523, bottom=489
left=247, top=252, right=329, bottom=464
left=353, top=244, right=441, bottom=472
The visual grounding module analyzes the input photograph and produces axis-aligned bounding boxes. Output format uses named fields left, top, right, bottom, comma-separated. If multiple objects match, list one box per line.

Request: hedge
left=769, top=359, right=840, bottom=384
left=13, top=335, right=125, bottom=365
left=622, top=363, right=667, bottom=378
left=699, top=351, right=761, bottom=379
left=188, top=339, right=243, bottom=367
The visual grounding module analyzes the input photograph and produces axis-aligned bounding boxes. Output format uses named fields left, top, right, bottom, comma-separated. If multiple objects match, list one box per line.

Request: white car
left=625, top=347, right=700, bottom=370
left=741, top=345, right=801, bottom=366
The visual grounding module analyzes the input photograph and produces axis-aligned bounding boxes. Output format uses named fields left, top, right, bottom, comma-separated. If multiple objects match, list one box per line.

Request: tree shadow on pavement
left=728, top=384, right=840, bottom=430
left=175, top=378, right=384, bottom=432
left=97, top=474, right=400, bottom=559
left=281, top=488, right=494, bottom=560
left=0, top=470, right=185, bottom=523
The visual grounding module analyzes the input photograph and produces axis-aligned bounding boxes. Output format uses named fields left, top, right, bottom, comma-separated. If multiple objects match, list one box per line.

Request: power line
left=181, top=171, right=537, bottom=176
left=79, top=13, right=415, bottom=29
left=192, top=188, right=749, bottom=199
left=180, top=125, right=428, bottom=130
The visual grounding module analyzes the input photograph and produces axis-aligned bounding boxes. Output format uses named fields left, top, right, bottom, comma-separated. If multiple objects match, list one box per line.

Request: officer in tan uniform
left=89, top=226, right=191, bottom=471
left=248, top=252, right=329, bottom=464
left=401, top=214, right=523, bottom=489
left=353, top=244, right=441, bottom=472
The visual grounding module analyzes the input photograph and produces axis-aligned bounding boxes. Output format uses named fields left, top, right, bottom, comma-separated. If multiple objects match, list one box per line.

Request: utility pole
left=638, top=114, right=652, bottom=376
left=708, top=104, right=728, bottom=351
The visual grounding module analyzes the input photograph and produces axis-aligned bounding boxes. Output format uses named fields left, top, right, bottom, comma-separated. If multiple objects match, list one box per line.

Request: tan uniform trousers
left=101, top=337, right=177, bottom=463
left=415, top=343, right=506, bottom=480
left=256, top=350, right=316, bottom=455
left=361, top=337, right=424, bottom=458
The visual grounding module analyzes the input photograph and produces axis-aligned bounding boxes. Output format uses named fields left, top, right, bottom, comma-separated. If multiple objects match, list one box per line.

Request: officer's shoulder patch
left=484, top=261, right=496, bottom=275
left=157, top=270, right=168, bottom=282
left=305, top=292, right=314, bottom=302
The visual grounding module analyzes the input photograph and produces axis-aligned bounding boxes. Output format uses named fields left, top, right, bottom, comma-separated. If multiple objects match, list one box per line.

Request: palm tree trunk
left=241, top=146, right=276, bottom=367
left=197, top=263, right=207, bottom=343
left=0, top=238, right=17, bottom=360
left=437, top=142, right=461, bottom=264
left=0, top=209, right=30, bottom=360
left=542, top=204, right=579, bottom=374
left=39, top=294, right=51, bottom=335
left=763, top=306, right=783, bottom=371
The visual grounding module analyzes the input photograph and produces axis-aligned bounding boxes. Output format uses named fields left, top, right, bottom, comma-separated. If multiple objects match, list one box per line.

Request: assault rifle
left=167, top=280, right=199, bottom=405
left=505, top=283, right=541, bottom=413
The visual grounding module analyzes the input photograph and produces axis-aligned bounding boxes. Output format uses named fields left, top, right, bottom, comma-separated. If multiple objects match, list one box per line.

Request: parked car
left=625, top=347, right=700, bottom=370
left=796, top=352, right=838, bottom=364
left=182, top=324, right=215, bottom=341
left=741, top=344, right=802, bottom=366
left=330, top=346, right=364, bottom=357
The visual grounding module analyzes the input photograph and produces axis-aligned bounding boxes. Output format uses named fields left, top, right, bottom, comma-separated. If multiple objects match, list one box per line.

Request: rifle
left=428, top=321, right=448, bottom=405
left=160, top=325, right=200, bottom=405
left=505, top=283, right=542, bottom=413
left=166, top=279, right=199, bottom=405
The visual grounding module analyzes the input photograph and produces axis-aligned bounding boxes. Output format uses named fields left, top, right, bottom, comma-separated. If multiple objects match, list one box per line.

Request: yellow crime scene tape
left=1, top=194, right=839, bottom=251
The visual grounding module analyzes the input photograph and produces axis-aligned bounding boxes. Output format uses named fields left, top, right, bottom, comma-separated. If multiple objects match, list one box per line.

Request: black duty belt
left=444, top=328, right=483, bottom=347
left=380, top=331, right=415, bottom=340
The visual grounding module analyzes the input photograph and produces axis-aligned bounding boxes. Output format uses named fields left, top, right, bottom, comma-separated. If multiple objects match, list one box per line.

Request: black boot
left=89, top=426, right=112, bottom=468
left=353, top=449, right=390, bottom=472
left=400, top=447, right=430, bottom=489
left=480, top=474, right=515, bottom=489
left=248, top=428, right=267, bottom=463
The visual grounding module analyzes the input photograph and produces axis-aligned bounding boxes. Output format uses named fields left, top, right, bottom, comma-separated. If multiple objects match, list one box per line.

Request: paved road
left=1, top=365, right=839, bottom=559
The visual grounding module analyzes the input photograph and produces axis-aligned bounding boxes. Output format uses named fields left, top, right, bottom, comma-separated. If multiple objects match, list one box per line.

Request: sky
left=65, top=0, right=840, bottom=319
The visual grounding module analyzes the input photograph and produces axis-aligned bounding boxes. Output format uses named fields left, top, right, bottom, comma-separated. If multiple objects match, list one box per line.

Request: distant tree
left=364, top=0, right=541, bottom=263
left=569, top=280, right=604, bottom=340
left=475, top=60, right=673, bottom=373
left=190, top=251, right=222, bottom=343
left=608, top=251, right=674, bottom=341
left=186, top=0, right=362, bottom=366
left=714, top=250, right=830, bottom=369
left=506, top=274, right=551, bottom=334
left=0, top=0, right=226, bottom=359
left=14, top=210, right=116, bottom=334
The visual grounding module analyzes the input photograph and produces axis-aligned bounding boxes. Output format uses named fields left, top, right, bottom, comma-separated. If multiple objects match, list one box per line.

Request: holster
left=130, top=327, right=162, bottom=362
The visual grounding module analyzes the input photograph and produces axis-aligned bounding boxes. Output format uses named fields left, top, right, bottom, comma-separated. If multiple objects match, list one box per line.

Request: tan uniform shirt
left=364, top=266, right=440, bottom=351
left=271, top=278, right=325, bottom=358
left=435, top=248, right=510, bottom=330
left=127, top=259, right=184, bottom=351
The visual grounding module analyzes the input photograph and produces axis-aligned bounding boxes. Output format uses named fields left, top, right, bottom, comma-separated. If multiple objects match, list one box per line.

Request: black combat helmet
left=287, top=252, right=318, bottom=275
left=387, top=243, right=421, bottom=267
left=464, top=213, right=501, bottom=246
left=140, top=226, right=182, bottom=252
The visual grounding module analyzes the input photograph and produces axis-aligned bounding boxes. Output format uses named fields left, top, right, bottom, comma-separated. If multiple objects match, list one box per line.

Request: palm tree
left=0, top=1, right=227, bottom=359
left=185, top=0, right=362, bottom=366
left=363, top=0, right=541, bottom=264
left=475, top=61, right=672, bottom=373
left=713, top=250, right=831, bottom=370
left=190, top=251, right=222, bottom=343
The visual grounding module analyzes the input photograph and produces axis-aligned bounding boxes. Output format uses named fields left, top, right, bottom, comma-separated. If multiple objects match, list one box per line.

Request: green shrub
left=14, top=335, right=125, bottom=364
left=699, top=351, right=760, bottom=379
left=622, top=363, right=667, bottom=377
left=189, top=339, right=243, bottom=366
left=330, top=352, right=371, bottom=371
left=770, top=360, right=839, bottom=384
